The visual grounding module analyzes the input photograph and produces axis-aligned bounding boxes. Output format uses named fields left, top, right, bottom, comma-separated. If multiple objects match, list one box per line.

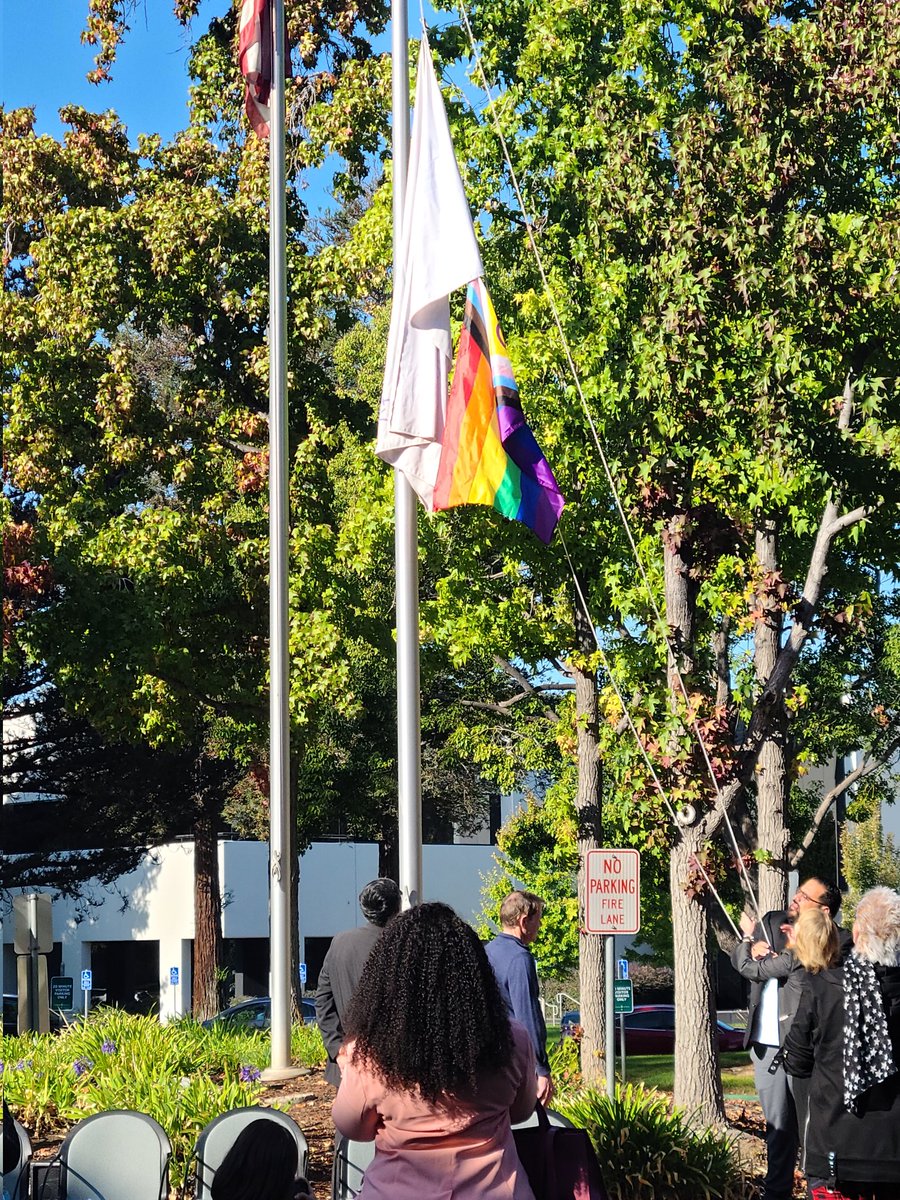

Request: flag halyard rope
left=560, top=531, right=741, bottom=938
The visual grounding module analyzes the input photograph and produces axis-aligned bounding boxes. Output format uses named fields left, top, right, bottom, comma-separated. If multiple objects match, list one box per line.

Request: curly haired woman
left=332, top=901, right=537, bottom=1200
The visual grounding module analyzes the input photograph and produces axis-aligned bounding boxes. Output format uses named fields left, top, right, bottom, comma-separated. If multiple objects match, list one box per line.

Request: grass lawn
left=625, top=1051, right=756, bottom=1097
left=546, top=1024, right=756, bottom=1099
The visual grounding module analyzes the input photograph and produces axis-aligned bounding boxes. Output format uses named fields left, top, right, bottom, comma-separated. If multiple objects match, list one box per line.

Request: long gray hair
left=853, top=886, right=900, bottom=966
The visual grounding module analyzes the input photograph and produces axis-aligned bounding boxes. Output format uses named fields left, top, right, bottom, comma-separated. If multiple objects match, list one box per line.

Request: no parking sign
left=585, top=849, right=641, bottom=934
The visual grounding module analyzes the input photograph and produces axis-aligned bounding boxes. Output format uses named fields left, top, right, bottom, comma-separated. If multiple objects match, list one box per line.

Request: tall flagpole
left=263, top=0, right=299, bottom=1080
left=392, top=0, right=423, bottom=909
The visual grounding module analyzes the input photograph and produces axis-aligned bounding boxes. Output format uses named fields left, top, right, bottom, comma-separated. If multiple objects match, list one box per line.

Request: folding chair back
left=194, top=1107, right=309, bottom=1200
left=2, top=1117, right=32, bottom=1200
left=58, top=1110, right=171, bottom=1200
left=331, top=1135, right=375, bottom=1200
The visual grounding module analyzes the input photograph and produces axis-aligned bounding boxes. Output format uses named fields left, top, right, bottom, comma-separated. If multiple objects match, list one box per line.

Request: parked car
left=3, top=992, right=18, bottom=1035
left=201, top=996, right=317, bottom=1031
left=560, top=1004, right=745, bottom=1054
left=3, top=993, right=69, bottom=1035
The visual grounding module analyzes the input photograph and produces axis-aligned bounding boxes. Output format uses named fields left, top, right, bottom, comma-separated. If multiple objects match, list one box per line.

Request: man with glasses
left=731, top=877, right=844, bottom=1200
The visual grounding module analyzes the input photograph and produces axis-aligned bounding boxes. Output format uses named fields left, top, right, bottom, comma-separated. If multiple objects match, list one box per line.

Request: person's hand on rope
left=739, top=911, right=757, bottom=938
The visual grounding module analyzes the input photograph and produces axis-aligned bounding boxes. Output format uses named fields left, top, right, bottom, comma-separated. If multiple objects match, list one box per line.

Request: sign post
left=614, top=976, right=633, bottom=1083
left=584, top=850, right=641, bottom=1099
left=81, top=968, right=92, bottom=1020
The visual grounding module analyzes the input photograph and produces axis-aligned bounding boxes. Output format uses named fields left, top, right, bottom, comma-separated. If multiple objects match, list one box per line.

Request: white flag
left=376, top=38, right=484, bottom=509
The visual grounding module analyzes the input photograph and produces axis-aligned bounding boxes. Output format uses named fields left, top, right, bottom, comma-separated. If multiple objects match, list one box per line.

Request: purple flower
left=0, top=1061, right=4, bottom=1074
left=15, top=1059, right=32, bottom=1071
left=100, top=1040, right=117, bottom=1055
left=239, top=1064, right=261, bottom=1083
left=73, top=1058, right=93, bottom=1077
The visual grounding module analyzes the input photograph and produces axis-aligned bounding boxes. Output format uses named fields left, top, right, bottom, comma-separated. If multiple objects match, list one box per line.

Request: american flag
left=238, top=0, right=272, bottom=139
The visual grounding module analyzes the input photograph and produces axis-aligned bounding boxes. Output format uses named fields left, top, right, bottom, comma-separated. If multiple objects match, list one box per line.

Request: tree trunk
left=664, top=515, right=725, bottom=1123
left=573, top=600, right=606, bottom=1087
left=754, top=520, right=790, bottom=913
left=671, top=833, right=725, bottom=1124
left=663, top=517, right=698, bottom=687
left=193, top=802, right=223, bottom=1020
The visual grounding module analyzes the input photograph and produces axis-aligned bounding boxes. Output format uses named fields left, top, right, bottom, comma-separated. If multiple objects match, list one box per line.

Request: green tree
left=420, top=0, right=900, bottom=1118
left=841, top=811, right=900, bottom=919
left=0, top=2, right=395, bottom=1015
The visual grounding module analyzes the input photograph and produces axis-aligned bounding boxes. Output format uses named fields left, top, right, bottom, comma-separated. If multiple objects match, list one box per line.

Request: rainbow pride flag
left=433, top=279, right=565, bottom=544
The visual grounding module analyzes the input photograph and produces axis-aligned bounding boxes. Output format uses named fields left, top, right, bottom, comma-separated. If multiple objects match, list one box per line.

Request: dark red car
left=561, top=1004, right=745, bottom=1055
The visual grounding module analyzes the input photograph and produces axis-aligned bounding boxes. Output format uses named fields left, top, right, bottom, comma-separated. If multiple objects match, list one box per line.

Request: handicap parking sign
left=81, top=969, right=93, bottom=991
left=170, top=966, right=180, bottom=985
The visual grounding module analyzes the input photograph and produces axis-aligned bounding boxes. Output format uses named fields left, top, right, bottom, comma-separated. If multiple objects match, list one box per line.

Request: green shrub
left=558, top=1084, right=745, bottom=1200
left=1, top=1009, right=323, bottom=1189
left=292, top=1020, right=326, bottom=1066
left=548, top=1031, right=582, bottom=1101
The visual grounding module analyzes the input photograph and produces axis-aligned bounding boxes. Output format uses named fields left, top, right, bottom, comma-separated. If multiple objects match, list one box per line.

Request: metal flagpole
left=263, top=0, right=299, bottom=1080
left=392, top=0, right=423, bottom=909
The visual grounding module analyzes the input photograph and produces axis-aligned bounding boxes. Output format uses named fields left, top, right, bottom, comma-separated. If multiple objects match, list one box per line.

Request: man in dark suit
left=315, top=877, right=401, bottom=1086
left=731, top=876, right=843, bottom=1200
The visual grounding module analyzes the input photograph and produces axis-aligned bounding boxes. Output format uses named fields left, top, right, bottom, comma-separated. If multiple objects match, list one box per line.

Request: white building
left=0, top=834, right=518, bottom=1021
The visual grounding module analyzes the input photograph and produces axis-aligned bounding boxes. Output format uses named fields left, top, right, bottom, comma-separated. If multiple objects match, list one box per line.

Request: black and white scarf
left=843, top=951, right=898, bottom=1113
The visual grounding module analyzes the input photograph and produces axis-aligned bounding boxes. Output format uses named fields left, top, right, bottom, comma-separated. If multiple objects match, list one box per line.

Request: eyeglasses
left=794, top=887, right=826, bottom=907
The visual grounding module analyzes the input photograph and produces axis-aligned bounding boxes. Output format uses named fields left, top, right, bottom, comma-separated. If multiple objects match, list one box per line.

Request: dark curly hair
left=343, top=901, right=514, bottom=1103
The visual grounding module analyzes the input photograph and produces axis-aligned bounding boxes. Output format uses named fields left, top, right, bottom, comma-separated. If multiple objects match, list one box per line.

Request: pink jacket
left=332, top=1019, right=538, bottom=1200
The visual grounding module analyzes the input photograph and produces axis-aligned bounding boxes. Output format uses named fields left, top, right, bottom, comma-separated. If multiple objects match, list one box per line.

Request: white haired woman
left=783, top=886, right=900, bottom=1200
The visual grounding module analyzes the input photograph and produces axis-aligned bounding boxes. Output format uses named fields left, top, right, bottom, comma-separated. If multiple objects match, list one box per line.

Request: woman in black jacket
left=783, top=886, right=900, bottom=1200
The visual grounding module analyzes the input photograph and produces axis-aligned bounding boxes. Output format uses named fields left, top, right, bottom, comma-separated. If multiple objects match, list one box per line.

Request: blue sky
left=1, top=1, right=452, bottom=146
left=1, top=0, right=221, bottom=143
left=1, top=1, right=457, bottom=222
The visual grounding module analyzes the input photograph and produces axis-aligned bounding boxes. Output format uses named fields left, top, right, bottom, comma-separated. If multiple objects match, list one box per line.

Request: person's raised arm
left=731, top=940, right=795, bottom=983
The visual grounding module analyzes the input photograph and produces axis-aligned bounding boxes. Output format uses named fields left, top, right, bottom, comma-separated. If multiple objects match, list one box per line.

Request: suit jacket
left=731, top=910, right=853, bottom=1049
left=731, top=909, right=791, bottom=1049
left=315, top=922, right=383, bottom=1086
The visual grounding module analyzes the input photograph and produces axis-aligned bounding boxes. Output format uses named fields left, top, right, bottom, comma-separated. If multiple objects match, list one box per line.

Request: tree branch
left=790, top=746, right=900, bottom=869
left=712, top=615, right=731, bottom=710
left=828, top=500, right=883, bottom=537
left=489, top=655, right=567, bottom=722
left=736, top=378, right=861, bottom=764
left=461, top=694, right=561, bottom=723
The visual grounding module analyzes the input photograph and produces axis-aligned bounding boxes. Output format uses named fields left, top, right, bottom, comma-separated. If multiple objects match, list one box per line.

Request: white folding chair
left=194, top=1107, right=309, bottom=1200
left=57, top=1110, right=171, bottom=1200
left=2, top=1116, right=32, bottom=1200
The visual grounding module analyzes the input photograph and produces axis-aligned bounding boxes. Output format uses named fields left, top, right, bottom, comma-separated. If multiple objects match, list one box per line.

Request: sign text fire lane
left=585, top=849, right=641, bottom=934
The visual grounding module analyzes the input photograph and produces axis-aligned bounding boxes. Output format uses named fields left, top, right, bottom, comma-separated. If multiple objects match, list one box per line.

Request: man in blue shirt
left=485, top=889, right=554, bottom=1104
